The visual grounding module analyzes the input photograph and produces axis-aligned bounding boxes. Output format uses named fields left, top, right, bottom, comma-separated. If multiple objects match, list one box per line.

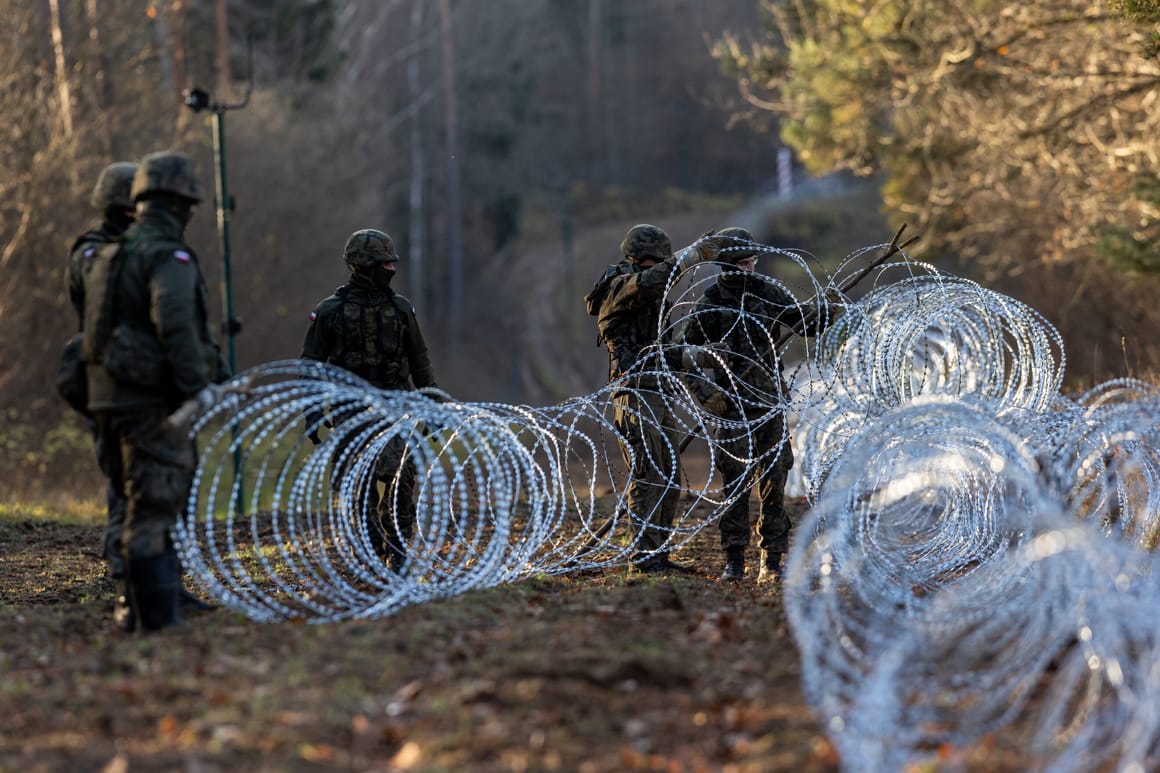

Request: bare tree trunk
left=84, top=0, right=115, bottom=157
left=151, top=1, right=175, bottom=96
left=585, top=0, right=602, bottom=182
left=47, top=0, right=73, bottom=139
left=216, top=0, right=231, bottom=96
left=169, top=0, right=188, bottom=99
left=407, top=0, right=427, bottom=313
left=437, top=0, right=463, bottom=348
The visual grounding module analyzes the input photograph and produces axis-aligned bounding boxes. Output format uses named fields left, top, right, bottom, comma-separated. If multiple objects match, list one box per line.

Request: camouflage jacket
left=83, top=207, right=225, bottom=411
left=585, top=257, right=679, bottom=385
left=300, top=273, right=436, bottom=391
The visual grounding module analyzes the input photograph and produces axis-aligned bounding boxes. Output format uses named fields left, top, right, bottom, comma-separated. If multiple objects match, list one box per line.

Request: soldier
left=678, top=226, right=835, bottom=583
left=68, top=162, right=138, bottom=329
left=585, top=224, right=738, bottom=573
left=61, top=162, right=136, bottom=587
left=300, top=228, right=438, bottom=572
left=84, top=150, right=226, bottom=631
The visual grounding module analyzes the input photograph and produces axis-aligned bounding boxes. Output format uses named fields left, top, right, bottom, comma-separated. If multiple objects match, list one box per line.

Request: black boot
left=635, top=551, right=695, bottom=575
left=174, top=555, right=217, bottom=613
left=369, top=523, right=408, bottom=574
left=179, top=587, right=218, bottom=613
left=757, top=551, right=783, bottom=584
left=383, top=539, right=407, bottom=575
left=128, top=552, right=183, bottom=632
left=719, top=547, right=746, bottom=582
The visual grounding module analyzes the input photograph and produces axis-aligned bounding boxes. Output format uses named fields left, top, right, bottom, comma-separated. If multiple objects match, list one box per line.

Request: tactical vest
left=81, top=241, right=125, bottom=365
left=329, top=286, right=414, bottom=390
left=701, top=279, right=790, bottom=402
left=68, top=227, right=111, bottom=319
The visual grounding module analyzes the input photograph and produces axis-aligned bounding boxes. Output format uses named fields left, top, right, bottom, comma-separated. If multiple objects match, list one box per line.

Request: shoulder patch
left=174, top=249, right=192, bottom=263
left=309, top=310, right=318, bottom=321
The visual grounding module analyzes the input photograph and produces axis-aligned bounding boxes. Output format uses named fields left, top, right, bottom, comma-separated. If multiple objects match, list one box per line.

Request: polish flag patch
left=309, top=311, right=318, bottom=321
left=174, top=249, right=192, bottom=263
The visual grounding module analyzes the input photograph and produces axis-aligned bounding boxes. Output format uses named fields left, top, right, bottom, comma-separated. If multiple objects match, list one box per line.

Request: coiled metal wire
left=174, top=237, right=1160, bottom=769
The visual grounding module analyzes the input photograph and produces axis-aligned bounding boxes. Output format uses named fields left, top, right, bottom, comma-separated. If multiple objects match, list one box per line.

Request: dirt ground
left=0, top=492, right=1049, bottom=773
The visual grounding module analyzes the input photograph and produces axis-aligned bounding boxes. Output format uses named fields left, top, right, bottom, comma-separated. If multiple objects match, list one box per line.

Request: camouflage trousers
left=715, top=410, right=793, bottom=555
left=613, top=388, right=682, bottom=554
left=94, top=405, right=195, bottom=563
left=334, top=433, right=417, bottom=557
left=368, top=436, right=417, bottom=556
left=82, top=423, right=130, bottom=578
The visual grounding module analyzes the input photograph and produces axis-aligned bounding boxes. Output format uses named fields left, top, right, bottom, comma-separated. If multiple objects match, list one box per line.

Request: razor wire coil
left=174, top=237, right=1160, bottom=770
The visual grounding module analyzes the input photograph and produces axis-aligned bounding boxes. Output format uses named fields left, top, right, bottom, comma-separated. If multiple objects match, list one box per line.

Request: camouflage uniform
left=84, top=151, right=224, bottom=631
left=300, top=229, right=437, bottom=570
left=678, top=227, right=829, bottom=577
left=585, top=224, right=725, bottom=564
left=63, top=162, right=137, bottom=581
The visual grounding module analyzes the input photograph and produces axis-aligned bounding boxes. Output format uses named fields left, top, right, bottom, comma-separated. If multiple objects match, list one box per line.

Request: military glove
left=165, top=375, right=255, bottom=430
left=675, top=234, right=749, bottom=271
left=674, top=240, right=709, bottom=272
left=165, top=384, right=223, bottom=430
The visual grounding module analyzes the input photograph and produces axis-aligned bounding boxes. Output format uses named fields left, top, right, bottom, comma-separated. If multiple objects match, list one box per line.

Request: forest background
left=1, top=0, right=1158, bottom=501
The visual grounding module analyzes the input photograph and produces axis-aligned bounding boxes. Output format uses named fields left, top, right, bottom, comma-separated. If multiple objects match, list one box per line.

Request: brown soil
left=0, top=496, right=1044, bottom=773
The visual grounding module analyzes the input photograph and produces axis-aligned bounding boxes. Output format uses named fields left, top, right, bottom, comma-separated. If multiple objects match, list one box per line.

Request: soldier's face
left=735, top=257, right=757, bottom=272
left=637, top=256, right=658, bottom=269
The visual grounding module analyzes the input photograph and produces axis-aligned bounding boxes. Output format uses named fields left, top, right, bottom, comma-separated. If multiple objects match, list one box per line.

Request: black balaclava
left=719, top=264, right=756, bottom=294
left=137, top=193, right=196, bottom=230
left=103, top=206, right=136, bottom=237
left=364, top=262, right=397, bottom=292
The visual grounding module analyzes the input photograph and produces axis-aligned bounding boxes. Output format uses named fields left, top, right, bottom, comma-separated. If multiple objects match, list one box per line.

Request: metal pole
left=210, top=107, right=244, bottom=514
left=211, top=108, right=238, bottom=376
left=182, top=38, right=253, bottom=516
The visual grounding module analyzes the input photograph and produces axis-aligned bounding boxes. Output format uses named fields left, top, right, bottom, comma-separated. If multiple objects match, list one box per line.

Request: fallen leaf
left=391, top=740, right=422, bottom=769
left=158, top=714, right=178, bottom=738
left=298, top=743, right=336, bottom=762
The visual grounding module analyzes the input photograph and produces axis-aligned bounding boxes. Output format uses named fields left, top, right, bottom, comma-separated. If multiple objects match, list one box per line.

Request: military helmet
left=90, top=162, right=138, bottom=210
left=131, top=150, right=203, bottom=203
left=620, top=224, right=672, bottom=262
left=343, top=228, right=399, bottom=268
left=715, top=226, right=758, bottom=262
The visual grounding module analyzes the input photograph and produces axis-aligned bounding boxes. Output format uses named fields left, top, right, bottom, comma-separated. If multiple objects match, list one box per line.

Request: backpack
left=584, top=264, right=626, bottom=318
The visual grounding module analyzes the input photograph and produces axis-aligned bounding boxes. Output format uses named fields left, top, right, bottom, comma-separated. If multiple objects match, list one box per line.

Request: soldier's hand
left=165, top=384, right=224, bottom=430
left=164, top=376, right=254, bottom=430
left=307, top=429, right=322, bottom=446
left=679, top=234, right=748, bottom=270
